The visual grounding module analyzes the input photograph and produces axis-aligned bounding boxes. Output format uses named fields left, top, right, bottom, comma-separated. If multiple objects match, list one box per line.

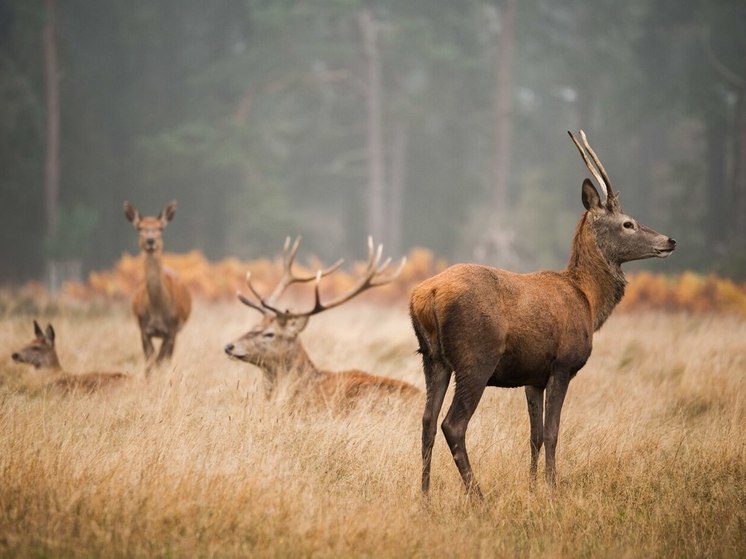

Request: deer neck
left=40, top=351, right=63, bottom=372
left=286, top=342, right=321, bottom=378
left=260, top=341, right=321, bottom=390
left=565, top=213, right=627, bottom=331
left=143, top=252, right=170, bottom=307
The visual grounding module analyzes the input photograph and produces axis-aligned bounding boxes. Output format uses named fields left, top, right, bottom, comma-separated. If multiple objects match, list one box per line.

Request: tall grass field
left=1, top=300, right=744, bottom=557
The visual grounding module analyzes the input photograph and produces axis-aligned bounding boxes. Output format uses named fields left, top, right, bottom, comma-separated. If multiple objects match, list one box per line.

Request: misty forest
left=1, top=0, right=745, bottom=285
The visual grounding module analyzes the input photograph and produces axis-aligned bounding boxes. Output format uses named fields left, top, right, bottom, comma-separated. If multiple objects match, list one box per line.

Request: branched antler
left=237, top=236, right=405, bottom=320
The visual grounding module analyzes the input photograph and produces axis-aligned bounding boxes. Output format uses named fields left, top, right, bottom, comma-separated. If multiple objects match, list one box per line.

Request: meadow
left=1, top=299, right=744, bottom=558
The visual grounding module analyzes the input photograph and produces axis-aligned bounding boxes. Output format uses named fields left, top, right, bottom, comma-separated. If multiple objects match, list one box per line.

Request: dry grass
left=1, top=302, right=744, bottom=558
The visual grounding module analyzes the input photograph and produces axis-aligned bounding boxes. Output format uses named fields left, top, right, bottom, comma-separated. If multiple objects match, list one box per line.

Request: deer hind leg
left=421, top=355, right=452, bottom=494
left=525, top=385, right=545, bottom=487
left=441, top=368, right=491, bottom=499
left=543, top=371, right=570, bottom=488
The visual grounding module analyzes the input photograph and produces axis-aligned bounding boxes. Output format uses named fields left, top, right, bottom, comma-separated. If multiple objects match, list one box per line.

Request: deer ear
left=160, top=201, right=177, bottom=224
left=45, top=324, right=56, bottom=344
left=123, top=201, right=140, bottom=226
left=287, top=316, right=310, bottom=335
left=34, top=320, right=44, bottom=338
left=581, top=179, right=603, bottom=212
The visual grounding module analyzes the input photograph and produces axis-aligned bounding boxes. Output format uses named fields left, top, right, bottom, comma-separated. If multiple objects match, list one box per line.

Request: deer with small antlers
left=410, top=131, right=676, bottom=499
left=11, top=320, right=129, bottom=392
left=225, top=237, right=419, bottom=403
left=124, top=201, right=191, bottom=369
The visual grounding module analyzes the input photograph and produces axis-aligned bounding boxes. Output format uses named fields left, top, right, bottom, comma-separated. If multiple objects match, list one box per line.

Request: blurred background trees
left=1, top=0, right=744, bottom=284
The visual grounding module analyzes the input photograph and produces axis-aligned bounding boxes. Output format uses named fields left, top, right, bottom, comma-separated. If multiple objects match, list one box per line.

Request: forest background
left=1, top=0, right=745, bottom=285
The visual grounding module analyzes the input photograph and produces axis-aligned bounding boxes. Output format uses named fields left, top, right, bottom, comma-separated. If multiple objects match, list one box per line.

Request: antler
left=567, top=130, right=620, bottom=210
left=237, top=236, right=406, bottom=320
left=237, top=236, right=343, bottom=316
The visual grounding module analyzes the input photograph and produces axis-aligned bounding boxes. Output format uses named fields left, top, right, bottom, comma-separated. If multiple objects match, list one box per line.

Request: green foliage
left=0, top=0, right=745, bottom=281
left=44, top=205, right=99, bottom=261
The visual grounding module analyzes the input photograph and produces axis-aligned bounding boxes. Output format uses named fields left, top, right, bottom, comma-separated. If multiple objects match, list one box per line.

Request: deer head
left=568, top=130, right=676, bottom=265
left=12, top=320, right=61, bottom=370
left=224, top=236, right=405, bottom=377
left=123, top=200, right=177, bottom=254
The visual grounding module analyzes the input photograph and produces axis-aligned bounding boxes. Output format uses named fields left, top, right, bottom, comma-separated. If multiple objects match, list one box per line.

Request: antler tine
left=579, top=130, right=615, bottom=198
left=282, top=238, right=407, bottom=320
left=568, top=130, right=608, bottom=199
left=237, top=271, right=279, bottom=315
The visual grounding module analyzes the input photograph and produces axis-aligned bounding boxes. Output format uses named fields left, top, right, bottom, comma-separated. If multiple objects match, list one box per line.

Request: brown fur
left=411, top=139, right=676, bottom=499
left=124, top=201, right=191, bottom=368
left=11, top=321, right=130, bottom=393
left=226, top=314, right=420, bottom=406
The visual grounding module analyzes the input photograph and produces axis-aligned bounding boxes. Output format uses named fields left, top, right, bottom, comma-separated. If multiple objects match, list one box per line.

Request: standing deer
left=224, top=237, right=419, bottom=403
left=123, top=201, right=191, bottom=369
left=410, top=131, right=676, bottom=498
left=11, top=320, right=129, bottom=392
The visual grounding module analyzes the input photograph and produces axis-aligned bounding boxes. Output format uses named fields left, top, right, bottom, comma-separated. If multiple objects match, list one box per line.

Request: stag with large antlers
left=224, top=237, right=419, bottom=403
left=124, top=201, right=192, bottom=370
left=410, top=131, right=676, bottom=499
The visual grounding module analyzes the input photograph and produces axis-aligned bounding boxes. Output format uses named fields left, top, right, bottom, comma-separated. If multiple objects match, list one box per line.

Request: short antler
left=568, top=130, right=620, bottom=210
left=237, top=236, right=406, bottom=320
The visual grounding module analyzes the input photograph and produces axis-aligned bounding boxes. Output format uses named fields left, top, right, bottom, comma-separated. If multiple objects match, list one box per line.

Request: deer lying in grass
left=11, top=321, right=129, bottom=392
left=225, top=237, right=419, bottom=403
left=410, top=131, right=676, bottom=499
left=124, top=200, right=191, bottom=369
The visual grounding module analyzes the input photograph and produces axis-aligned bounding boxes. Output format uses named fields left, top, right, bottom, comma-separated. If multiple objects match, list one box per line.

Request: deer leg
left=525, top=385, right=545, bottom=487
left=421, top=357, right=452, bottom=494
left=543, top=371, right=570, bottom=488
left=441, top=371, right=489, bottom=499
left=140, top=329, right=155, bottom=361
left=157, top=333, right=176, bottom=362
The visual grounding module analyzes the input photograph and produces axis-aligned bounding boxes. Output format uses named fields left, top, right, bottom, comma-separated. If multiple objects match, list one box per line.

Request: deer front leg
left=140, top=328, right=155, bottom=361
left=543, top=371, right=570, bottom=488
left=525, top=385, right=545, bottom=487
left=157, top=332, right=176, bottom=362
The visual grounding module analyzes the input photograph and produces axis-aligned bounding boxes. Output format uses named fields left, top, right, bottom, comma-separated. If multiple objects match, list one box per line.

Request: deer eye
left=263, top=332, right=275, bottom=339
left=623, top=221, right=634, bottom=230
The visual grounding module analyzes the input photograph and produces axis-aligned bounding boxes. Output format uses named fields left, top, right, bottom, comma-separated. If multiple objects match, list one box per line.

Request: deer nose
left=11, top=352, right=20, bottom=361
left=146, top=238, right=156, bottom=247
left=668, top=237, right=676, bottom=247
left=224, top=343, right=234, bottom=355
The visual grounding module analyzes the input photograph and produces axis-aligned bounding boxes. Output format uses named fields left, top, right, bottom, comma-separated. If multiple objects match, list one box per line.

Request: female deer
left=124, top=201, right=191, bottom=369
left=11, top=320, right=129, bottom=392
left=225, top=237, right=419, bottom=403
left=411, top=131, right=676, bottom=498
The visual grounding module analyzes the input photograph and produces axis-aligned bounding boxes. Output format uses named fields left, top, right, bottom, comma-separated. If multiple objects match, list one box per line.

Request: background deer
left=124, top=200, right=191, bottom=369
left=11, top=320, right=129, bottom=392
left=225, top=237, right=419, bottom=403
left=410, top=131, right=676, bottom=499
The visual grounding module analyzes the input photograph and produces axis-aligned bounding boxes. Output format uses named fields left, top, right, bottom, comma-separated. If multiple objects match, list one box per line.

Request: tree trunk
left=492, top=0, right=515, bottom=211
left=734, top=93, right=746, bottom=244
left=388, top=120, right=408, bottom=255
left=43, top=0, right=60, bottom=240
left=359, top=9, right=386, bottom=244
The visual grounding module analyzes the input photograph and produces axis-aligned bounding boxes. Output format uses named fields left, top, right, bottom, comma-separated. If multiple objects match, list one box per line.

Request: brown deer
left=410, top=131, right=676, bottom=499
left=11, top=320, right=129, bottom=392
left=224, top=237, right=419, bottom=403
left=124, top=200, right=191, bottom=369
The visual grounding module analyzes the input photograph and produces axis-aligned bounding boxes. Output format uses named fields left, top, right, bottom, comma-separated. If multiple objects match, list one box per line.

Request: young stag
left=411, top=131, right=676, bottom=498
left=225, top=237, right=419, bottom=403
left=11, top=320, right=129, bottom=392
left=124, top=201, right=191, bottom=368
